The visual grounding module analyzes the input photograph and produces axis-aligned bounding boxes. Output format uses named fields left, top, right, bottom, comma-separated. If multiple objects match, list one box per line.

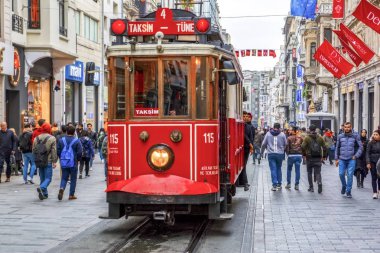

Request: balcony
left=12, top=14, right=24, bottom=34
left=59, top=26, right=67, bottom=37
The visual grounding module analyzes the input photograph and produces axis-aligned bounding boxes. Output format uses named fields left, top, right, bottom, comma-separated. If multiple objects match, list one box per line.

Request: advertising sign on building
left=65, top=61, right=84, bottom=83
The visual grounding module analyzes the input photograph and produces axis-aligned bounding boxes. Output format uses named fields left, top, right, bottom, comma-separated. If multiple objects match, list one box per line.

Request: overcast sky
left=218, top=0, right=291, bottom=71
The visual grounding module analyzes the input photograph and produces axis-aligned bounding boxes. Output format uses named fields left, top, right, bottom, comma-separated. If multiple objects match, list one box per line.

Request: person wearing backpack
left=285, top=126, right=303, bottom=191
left=32, top=122, right=58, bottom=200
left=19, top=123, right=37, bottom=184
left=79, top=130, right=94, bottom=179
left=335, top=122, right=363, bottom=198
left=301, top=124, right=328, bottom=194
left=57, top=125, right=82, bottom=200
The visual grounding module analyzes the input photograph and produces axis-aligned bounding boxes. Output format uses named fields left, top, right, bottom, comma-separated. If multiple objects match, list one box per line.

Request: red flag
left=246, top=50, right=251, bottom=56
left=235, top=51, right=239, bottom=57
left=257, top=50, right=262, bottom=56
left=314, top=47, right=344, bottom=78
left=252, top=49, right=256, bottom=56
left=340, top=23, right=375, bottom=64
left=333, top=30, right=363, bottom=67
left=320, top=40, right=353, bottom=75
left=353, top=0, right=380, bottom=34
left=269, top=50, right=276, bottom=58
left=241, top=50, right=246, bottom=57
left=263, top=50, right=268, bottom=56
left=332, top=0, right=344, bottom=19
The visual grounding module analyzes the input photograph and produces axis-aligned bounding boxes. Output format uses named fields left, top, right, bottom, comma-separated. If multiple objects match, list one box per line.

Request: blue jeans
left=104, top=159, right=108, bottom=178
left=268, top=153, right=284, bottom=187
left=339, top=159, right=356, bottom=193
left=287, top=156, right=302, bottom=185
left=98, top=147, right=104, bottom=160
left=60, top=167, right=78, bottom=196
left=22, top=152, right=36, bottom=182
left=39, top=164, right=53, bottom=196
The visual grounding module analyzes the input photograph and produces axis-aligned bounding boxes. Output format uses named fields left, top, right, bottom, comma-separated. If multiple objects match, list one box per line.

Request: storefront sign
left=93, top=66, right=100, bottom=86
left=9, top=48, right=21, bottom=86
left=65, top=61, right=84, bottom=83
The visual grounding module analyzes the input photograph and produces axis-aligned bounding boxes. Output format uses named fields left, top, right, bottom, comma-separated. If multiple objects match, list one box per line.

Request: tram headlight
left=147, top=144, right=174, bottom=172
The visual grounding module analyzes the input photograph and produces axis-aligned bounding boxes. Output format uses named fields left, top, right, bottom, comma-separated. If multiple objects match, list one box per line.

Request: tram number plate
left=203, top=133, right=215, bottom=144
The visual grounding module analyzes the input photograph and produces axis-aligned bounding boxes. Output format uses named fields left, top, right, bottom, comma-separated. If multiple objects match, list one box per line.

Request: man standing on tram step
left=261, top=122, right=287, bottom=191
left=79, top=130, right=95, bottom=179
left=237, top=111, right=254, bottom=191
left=301, top=124, right=327, bottom=194
left=285, top=126, right=303, bottom=191
left=86, top=123, right=97, bottom=171
left=335, top=122, right=363, bottom=198
left=32, top=122, right=58, bottom=200
left=19, top=123, right=37, bottom=184
left=0, top=122, right=17, bottom=183
left=57, top=125, right=83, bottom=200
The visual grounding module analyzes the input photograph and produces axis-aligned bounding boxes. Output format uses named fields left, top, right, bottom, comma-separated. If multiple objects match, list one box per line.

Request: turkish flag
left=353, top=0, right=380, bottom=34
left=258, top=50, right=262, bottom=56
left=332, top=0, right=344, bottom=19
left=269, top=50, right=277, bottom=58
left=235, top=51, right=239, bottom=57
left=340, top=23, right=375, bottom=63
left=246, top=50, right=251, bottom=56
left=333, top=30, right=363, bottom=67
left=252, top=49, right=257, bottom=56
left=319, top=40, right=353, bottom=75
left=314, top=47, right=344, bottom=78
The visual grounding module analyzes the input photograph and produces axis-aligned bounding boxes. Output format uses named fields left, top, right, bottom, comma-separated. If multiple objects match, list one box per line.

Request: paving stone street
left=2, top=156, right=380, bottom=253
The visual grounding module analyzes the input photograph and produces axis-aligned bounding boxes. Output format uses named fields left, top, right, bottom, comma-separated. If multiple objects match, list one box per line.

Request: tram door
left=219, top=76, right=228, bottom=184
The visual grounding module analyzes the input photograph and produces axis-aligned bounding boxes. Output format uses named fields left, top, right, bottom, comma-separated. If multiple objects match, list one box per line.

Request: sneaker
left=90, top=167, right=93, bottom=171
left=244, top=185, right=250, bottom=191
left=24, top=181, right=28, bottom=184
left=341, top=186, right=346, bottom=195
left=294, top=184, right=299, bottom=190
left=308, top=187, right=314, bottom=192
left=346, top=192, right=352, bottom=198
left=86, top=174, right=90, bottom=177
left=58, top=189, right=64, bottom=201
left=79, top=174, right=82, bottom=179
left=5, top=178, right=10, bottom=182
left=28, top=180, right=34, bottom=184
left=277, top=185, right=282, bottom=190
left=68, top=195, right=77, bottom=200
left=285, top=184, right=291, bottom=190
left=373, top=193, right=378, bottom=199
left=37, top=188, right=44, bottom=200
left=318, top=184, right=322, bottom=194
left=271, top=186, right=277, bottom=191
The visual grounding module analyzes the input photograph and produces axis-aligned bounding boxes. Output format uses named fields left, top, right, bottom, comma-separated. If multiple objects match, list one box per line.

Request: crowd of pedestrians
left=0, top=120, right=108, bottom=201
left=244, top=116, right=380, bottom=199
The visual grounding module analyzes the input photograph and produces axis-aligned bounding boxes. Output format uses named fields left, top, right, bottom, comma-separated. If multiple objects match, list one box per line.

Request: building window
left=74, top=10, right=80, bottom=35
left=324, top=28, right=332, bottom=43
left=310, top=42, right=316, bottom=67
left=59, top=0, right=67, bottom=36
left=84, top=15, right=98, bottom=42
left=28, top=0, right=40, bottom=29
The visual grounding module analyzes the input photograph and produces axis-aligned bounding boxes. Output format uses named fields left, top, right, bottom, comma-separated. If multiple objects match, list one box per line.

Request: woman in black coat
left=366, top=130, right=380, bottom=199
left=355, top=129, right=368, bottom=188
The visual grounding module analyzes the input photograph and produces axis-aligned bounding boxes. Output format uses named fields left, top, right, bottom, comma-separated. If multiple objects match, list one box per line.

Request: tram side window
left=115, top=57, right=126, bottom=119
left=196, top=57, right=208, bottom=119
left=163, top=60, right=189, bottom=116
left=133, top=61, right=158, bottom=115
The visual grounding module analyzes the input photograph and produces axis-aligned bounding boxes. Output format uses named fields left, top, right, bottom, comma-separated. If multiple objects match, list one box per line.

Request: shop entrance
left=6, top=90, right=20, bottom=134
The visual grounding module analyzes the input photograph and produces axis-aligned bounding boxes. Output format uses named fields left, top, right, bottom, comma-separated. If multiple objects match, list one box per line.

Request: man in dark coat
left=0, top=122, right=17, bottom=182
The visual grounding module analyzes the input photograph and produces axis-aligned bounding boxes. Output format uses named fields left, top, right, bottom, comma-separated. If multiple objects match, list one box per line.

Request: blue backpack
left=60, top=137, right=77, bottom=168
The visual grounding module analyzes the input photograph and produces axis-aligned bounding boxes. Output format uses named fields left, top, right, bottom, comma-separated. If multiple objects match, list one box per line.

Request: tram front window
left=163, top=60, right=189, bottom=116
left=133, top=61, right=158, bottom=115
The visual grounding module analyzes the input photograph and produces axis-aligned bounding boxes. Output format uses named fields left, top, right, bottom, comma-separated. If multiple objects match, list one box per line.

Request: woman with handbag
left=366, top=130, right=380, bottom=199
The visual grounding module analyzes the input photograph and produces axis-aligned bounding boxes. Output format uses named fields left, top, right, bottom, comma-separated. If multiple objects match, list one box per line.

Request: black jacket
left=244, top=123, right=254, bottom=150
left=0, top=129, right=16, bottom=155
left=19, top=131, right=33, bottom=153
left=366, top=140, right=380, bottom=164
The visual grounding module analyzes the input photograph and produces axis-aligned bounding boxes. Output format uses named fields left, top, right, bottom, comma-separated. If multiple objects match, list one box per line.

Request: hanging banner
left=352, top=0, right=380, bottom=34
left=314, top=41, right=345, bottom=78
left=333, top=30, right=363, bottom=67
left=319, top=40, right=354, bottom=75
left=332, top=0, right=344, bottom=19
left=241, top=50, right=246, bottom=57
left=235, top=49, right=277, bottom=58
left=290, top=0, right=317, bottom=19
left=269, top=50, right=276, bottom=57
left=340, top=23, right=375, bottom=63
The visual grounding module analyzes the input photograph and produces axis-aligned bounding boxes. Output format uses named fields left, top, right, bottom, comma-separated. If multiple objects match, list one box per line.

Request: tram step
left=215, top=213, right=234, bottom=220
left=98, top=213, right=120, bottom=219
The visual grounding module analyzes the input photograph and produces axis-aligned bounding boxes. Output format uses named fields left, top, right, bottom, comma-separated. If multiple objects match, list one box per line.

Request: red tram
left=102, top=8, right=245, bottom=224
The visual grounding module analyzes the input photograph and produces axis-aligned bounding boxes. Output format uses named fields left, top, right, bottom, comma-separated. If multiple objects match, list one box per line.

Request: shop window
left=28, top=80, right=51, bottom=124
left=195, top=57, right=208, bottom=119
left=163, top=59, right=189, bottom=116
left=65, top=83, right=74, bottom=123
left=28, top=0, right=40, bottom=29
left=133, top=61, right=158, bottom=115
left=115, top=58, right=126, bottom=119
